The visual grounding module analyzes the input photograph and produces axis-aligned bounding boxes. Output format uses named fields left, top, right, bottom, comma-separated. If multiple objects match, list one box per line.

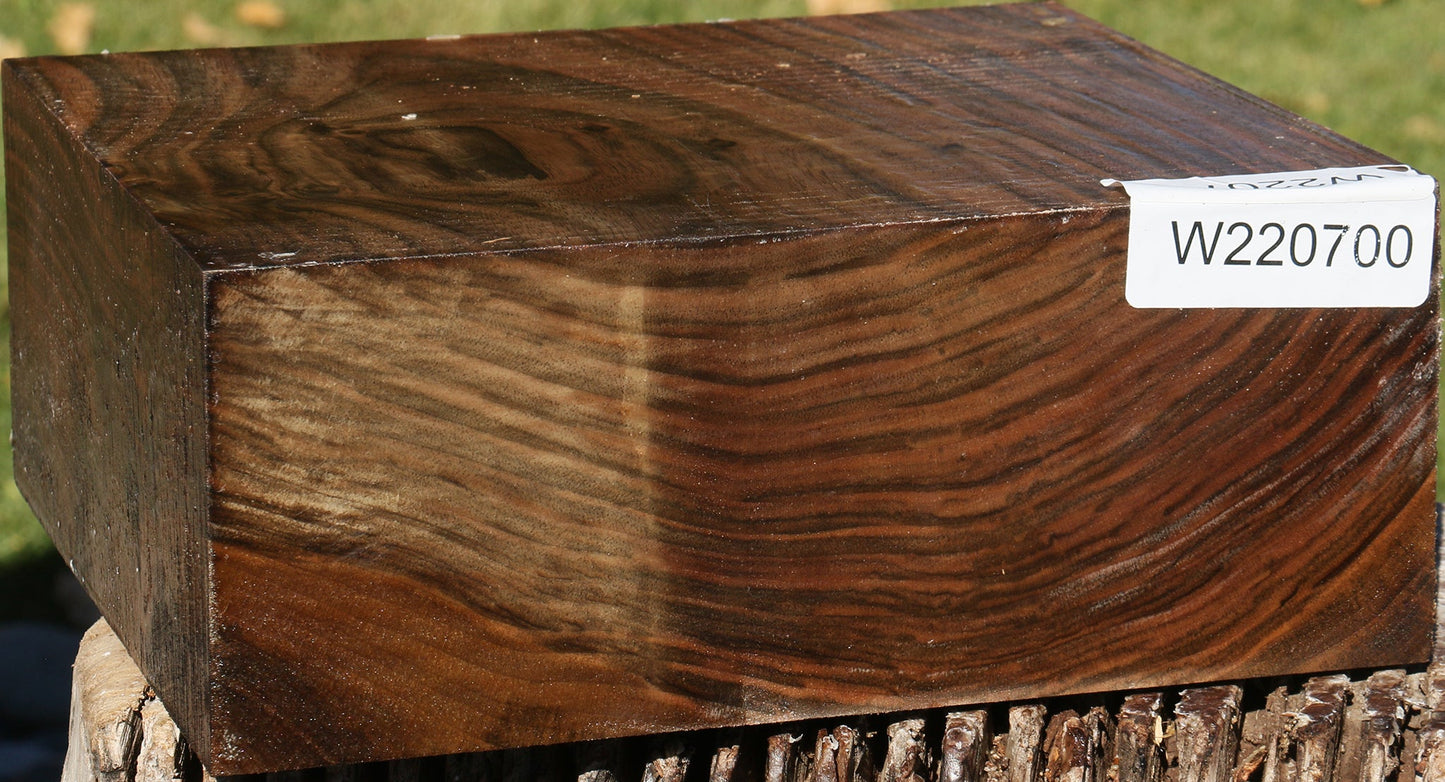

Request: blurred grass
left=0, top=0, right=1442, bottom=579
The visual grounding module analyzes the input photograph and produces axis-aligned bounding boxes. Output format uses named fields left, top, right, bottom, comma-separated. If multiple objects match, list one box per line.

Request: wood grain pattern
left=5, top=1, right=1437, bottom=775
left=8, top=3, right=1396, bottom=269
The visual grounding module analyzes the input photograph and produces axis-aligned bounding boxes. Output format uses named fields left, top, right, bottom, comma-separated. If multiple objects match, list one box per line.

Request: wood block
left=5, top=1, right=1437, bottom=774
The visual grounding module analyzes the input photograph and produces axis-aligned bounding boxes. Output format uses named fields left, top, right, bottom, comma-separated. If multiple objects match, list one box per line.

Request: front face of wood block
left=203, top=214, right=1437, bottom=769
left=4, top=2, right=1437, bottom=774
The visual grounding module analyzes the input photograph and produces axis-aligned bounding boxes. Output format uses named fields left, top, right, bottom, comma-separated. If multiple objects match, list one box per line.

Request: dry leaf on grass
left=0, top=35, right=26, bottom=60
left=182, top=12, right=225, bottom=46
left=235, top=0, right=286, bottom=29
left=1403, top=115, right=1445, bottom=143
left=48, top=3, right=96, bottom=55
left=806, top=0, right=892, bottom=14
left=1298, top=91, right=1330, bottom=115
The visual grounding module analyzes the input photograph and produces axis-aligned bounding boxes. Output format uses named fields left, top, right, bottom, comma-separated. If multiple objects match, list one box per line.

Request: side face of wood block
left=4, top=3, right=1437, bottom=774
left=3, top=63, right=212, bottom=759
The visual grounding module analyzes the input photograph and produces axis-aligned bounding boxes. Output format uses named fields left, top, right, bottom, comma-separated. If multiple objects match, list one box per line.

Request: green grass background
left=0, top=0, right=1442, bottom=590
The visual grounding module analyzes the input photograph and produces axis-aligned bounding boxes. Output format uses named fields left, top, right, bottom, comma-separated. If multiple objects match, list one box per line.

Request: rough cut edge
left=63, top=604, right=1445, bottom=782
left=64, top=619, right=212, bottom=782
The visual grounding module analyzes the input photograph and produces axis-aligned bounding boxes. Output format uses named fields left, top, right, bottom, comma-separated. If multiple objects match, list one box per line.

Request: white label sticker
left=1102, top=165, right=1438, bottom=308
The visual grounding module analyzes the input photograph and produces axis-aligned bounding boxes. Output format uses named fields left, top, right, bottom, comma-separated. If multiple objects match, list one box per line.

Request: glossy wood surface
left=5, top=2, right=1437, bottom=775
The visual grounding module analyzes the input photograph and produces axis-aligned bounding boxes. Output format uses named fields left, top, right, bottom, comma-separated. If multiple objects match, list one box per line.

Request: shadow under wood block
left=3, top=0, right=1437, bottom=775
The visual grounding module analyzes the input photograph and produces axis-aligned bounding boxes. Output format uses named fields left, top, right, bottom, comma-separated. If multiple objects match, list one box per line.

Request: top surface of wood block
left=4, top=2, right=1385, bottom=270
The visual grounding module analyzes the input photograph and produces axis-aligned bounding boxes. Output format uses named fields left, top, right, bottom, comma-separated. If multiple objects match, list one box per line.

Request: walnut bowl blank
left=4, top=2, right=1436, bottom=774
